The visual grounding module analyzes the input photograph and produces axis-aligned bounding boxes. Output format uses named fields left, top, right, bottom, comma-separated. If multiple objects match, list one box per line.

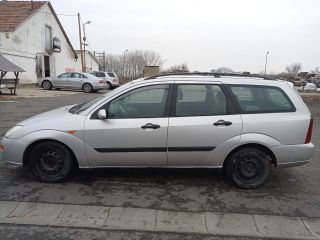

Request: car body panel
left=83, top=117, right=169, bottom=167
left=167, top=115, right=242, bottom=166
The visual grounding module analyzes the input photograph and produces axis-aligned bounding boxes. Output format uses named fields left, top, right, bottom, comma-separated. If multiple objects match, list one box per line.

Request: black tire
left=107, top=82, right=113, bottom=89
left=29, top=141, right=75, bottom=182
left=83, top=83, right=93, bottom=93
left=226, top=147, right=271, bottom=189
left=55, top=88, right=61, bottom=90
left=42, top=80, right=52, bottom=90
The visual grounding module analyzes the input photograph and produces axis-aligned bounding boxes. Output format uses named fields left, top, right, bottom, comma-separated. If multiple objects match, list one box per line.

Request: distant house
left=75, top=50, right=100, bottom=73
left=0, top=1, right=79, bottom=83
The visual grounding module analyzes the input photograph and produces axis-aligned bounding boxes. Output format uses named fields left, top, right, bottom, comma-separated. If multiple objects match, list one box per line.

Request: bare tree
left=163, top=63, right=189, bottom=73
left=98, top=50, right=163, bottom=82
left=311, top=67, right=319, bottom=74
left=285, top=63, right=302, bottom=76
left=211, top=67, right=234, bottom=73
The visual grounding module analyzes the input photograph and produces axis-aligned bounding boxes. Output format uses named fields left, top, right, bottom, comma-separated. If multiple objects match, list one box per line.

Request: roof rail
left=144, top=72, right=275, bottom=80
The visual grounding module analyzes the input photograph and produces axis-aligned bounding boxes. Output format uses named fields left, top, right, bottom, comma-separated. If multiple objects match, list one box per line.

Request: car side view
left=39, top=72, right=108, bottom=93
left=1, top=73, right=314, bottom=188
left=90, top=71, right=120, bottom=89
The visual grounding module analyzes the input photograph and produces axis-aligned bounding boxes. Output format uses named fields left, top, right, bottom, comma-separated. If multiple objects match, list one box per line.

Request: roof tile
left=0, top=1, right=47, bottom=32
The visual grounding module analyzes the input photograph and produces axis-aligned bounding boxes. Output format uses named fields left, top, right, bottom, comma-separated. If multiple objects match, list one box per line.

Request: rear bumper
left=272, top=143, right=314, bottom=168
left=110, top=79, right=120, bottom=87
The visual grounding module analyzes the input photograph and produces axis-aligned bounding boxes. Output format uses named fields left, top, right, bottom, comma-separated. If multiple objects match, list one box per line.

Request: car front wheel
left=226, top=147, right=271, bottom=189
left=29, top=141, right=75, bottom=182
left=42, top=80, right=52, bottom=90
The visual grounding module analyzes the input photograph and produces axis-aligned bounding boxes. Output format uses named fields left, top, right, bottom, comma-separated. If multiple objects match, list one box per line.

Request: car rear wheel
left=42, top=80, right=52, bottom=90
left=226, top=147, right=271, bottom=189
left=107, top=82, right=113, bottom=89
left=83, top=83, right=93, bottom=93
left=29, top=141, right=74, bottom=182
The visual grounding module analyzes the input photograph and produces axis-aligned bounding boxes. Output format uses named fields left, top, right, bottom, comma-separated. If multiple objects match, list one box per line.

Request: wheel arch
left=222, top=143, right=277, bottom=170
left=23, top=139, right=79, bottom=168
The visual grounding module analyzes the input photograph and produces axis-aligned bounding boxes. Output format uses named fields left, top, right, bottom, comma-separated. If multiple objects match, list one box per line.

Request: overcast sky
left=50, top=0, right=320, bottom=73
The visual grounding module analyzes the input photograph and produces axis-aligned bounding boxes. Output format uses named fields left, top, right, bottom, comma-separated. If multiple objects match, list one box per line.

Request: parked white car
left=39, top=72, right=108, bottom=93
left=90, top=71, right=120, bottom=89
left=1, top=73, right=314, bottom=188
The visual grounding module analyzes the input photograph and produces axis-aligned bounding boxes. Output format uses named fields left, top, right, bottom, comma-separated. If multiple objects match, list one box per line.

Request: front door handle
left=213, top=120, right=232, bottom=126
left=141, top=123, right=161, bottom=129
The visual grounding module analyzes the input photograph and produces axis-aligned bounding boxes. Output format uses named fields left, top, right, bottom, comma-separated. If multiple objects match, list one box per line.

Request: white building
left=75, top=50, right=100, bottom=73
left=0, top=1, right=80, bottom=83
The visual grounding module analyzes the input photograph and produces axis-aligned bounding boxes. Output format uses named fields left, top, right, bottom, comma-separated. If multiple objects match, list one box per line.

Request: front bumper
left=0, top=137, right=27, bottom=166
left=272, top=143, right=314, bottom=168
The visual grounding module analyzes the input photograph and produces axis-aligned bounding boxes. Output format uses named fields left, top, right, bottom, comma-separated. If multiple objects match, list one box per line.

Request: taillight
left=305, top=118, right=313, bottom=144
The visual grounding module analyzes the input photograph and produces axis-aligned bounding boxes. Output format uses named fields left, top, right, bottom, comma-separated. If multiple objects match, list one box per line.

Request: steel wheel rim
left=37, top=150, right=64, bottom=176
left=235, top=155, right=261, bottom=179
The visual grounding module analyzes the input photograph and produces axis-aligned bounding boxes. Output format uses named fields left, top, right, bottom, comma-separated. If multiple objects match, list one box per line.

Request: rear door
left=69, top=73, right=85, bottom=89
left=167, top=82, right=242, bottom=167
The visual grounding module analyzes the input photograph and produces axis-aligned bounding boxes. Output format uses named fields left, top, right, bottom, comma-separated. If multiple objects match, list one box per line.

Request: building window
left=45, top=25, right=52, bottom=52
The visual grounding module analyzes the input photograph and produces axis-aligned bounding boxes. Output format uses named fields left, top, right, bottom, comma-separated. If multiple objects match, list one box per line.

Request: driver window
left=107, top=85, right=169, bottom=119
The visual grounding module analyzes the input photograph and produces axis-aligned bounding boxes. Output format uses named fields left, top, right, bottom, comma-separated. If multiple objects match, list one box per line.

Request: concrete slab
left=105, top=207, right=156, bottom=231
left=3, top=202, right=63, bottom=225
left=205, top=212, right=262, bottom=238
left=51, top=204, right=109, bottom=228
left=0, top=201, right=18, bottom=219
left=156, top=210, right=207, bottom=234
left=253, top=215, right=316, bottom=239
left=303, top=218, right=320, bottom=239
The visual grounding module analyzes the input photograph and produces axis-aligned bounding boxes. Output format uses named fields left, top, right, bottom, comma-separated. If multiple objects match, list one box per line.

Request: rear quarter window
left=229, top=85, right=296, bottom=113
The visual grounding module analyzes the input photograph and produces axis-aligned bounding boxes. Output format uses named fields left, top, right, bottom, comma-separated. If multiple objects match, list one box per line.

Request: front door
left=167, top=83, right=242, bottom=167
left=83, top=84, right=171, bottom=167
left=55, top=72, right=72, bottom=88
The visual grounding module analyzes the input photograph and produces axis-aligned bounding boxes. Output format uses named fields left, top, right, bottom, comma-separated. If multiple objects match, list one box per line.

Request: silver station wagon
left=0, top=73, right=314, bottom=188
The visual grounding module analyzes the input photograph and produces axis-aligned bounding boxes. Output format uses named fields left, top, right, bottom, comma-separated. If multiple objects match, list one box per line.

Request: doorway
left=44, top=55, right=50, bottom=77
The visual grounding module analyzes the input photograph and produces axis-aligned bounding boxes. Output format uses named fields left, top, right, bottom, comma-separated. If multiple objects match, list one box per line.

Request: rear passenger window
left=229, top=85, right=295, bottom=113
left=175, top=85, right=227, bottom=116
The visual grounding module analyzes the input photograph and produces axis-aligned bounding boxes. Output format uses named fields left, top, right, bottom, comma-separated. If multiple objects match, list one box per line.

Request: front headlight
left=5, top=125, right=23, bottom=138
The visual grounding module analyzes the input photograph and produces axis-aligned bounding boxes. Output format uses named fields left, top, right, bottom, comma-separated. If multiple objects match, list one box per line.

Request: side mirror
left=97, top=109, right=107, bottom=120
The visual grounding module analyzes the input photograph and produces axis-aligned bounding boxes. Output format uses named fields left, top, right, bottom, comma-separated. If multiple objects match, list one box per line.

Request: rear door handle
left=213, top=120, right=232, bottom=126
left=141, top=123, right=161, bottom=129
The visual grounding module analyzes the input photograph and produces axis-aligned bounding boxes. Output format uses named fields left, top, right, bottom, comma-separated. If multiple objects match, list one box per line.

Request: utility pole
left=77, top=13, right=84, bottom=72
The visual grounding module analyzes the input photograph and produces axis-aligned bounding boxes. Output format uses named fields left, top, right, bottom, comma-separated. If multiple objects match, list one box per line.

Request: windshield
left=69, top=81, right=133, bottom=114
